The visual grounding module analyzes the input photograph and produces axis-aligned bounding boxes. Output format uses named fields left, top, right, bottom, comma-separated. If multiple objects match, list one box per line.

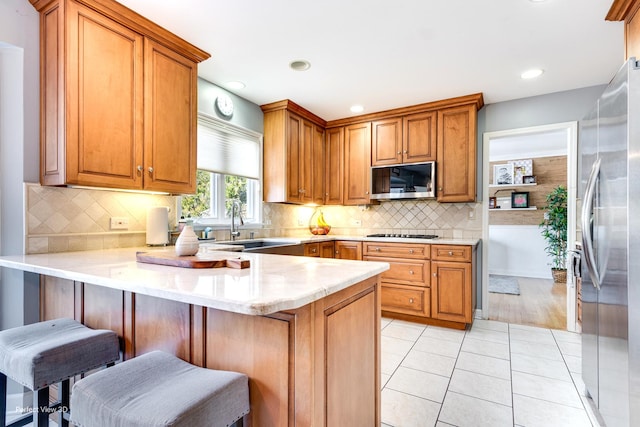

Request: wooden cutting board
left=136, top=251, right=250, bottom=269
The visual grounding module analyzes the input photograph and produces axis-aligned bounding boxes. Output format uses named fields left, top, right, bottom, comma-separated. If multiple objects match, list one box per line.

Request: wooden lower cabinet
left=380, top=283, right=430, bottom=317
left=431, top=245, right=476, bottom=326
left=365, top=242, right=476, bottom=329
left=39, top=274, right=381, bottom=426
left=334, top=240, right=362, bottom=260
left=304, top=241, right=335, bottom=258
left=364, top=242, right=432, bottom=320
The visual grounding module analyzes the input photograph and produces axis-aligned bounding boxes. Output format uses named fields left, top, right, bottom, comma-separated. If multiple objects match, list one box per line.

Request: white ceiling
left=117, top=0, right=623, bottom=121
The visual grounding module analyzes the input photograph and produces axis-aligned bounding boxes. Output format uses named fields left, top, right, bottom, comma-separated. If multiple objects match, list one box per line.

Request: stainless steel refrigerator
left=579, top=58, right=640, bottom=427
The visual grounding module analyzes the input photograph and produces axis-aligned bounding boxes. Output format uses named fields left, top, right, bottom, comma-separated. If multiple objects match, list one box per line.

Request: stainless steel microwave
left=371, top=161, right=436, bottom=200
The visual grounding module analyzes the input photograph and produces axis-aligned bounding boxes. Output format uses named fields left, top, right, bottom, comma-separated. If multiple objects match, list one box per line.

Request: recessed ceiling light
left=289, top=60, right=311, bottom=71
left=350, top=105, right=364, bottom=113
left=521, top=68, right=544, bottom=79
left=226, top=81, right=245, bottom=90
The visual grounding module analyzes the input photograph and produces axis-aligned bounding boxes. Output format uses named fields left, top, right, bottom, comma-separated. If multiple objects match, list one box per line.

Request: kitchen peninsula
left=0, top=248, right=388, bottom=426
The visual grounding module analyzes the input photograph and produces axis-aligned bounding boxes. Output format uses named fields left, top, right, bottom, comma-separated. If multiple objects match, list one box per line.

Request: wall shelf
left=489, top=183, right=537, bottom=188
left=489, top=207, right=537, bottom=211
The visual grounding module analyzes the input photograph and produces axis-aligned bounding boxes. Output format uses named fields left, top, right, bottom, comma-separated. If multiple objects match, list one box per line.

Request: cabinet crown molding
left=29, top=0, right=211, bottom=63
left=260, top=99, right=327, bottom=127
left=325, top=93, right=484, bottom=128
left=606, top=0, right=640, bottom=21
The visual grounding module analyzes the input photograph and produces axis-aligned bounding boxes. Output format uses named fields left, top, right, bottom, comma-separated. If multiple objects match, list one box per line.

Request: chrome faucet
left=230, top=200, right=244, bottom=240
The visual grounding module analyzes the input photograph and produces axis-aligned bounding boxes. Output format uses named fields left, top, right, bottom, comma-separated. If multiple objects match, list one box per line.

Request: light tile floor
left=381, top=318, right=602, bottom=427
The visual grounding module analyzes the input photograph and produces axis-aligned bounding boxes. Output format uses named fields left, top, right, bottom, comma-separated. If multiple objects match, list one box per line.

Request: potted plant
left=539, top=185, right=568, bottom=283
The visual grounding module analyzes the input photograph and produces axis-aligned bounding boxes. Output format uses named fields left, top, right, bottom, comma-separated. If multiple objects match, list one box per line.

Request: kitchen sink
left=217, top=239, right=304, bottom=255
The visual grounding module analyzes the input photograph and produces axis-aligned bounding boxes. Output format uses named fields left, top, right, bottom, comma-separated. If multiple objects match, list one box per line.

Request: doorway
left=481, top=122, right=578, bottom=331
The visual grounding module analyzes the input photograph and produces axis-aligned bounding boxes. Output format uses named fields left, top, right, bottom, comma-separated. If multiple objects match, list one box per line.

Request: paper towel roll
left=146, top=207, right=169, bottom=245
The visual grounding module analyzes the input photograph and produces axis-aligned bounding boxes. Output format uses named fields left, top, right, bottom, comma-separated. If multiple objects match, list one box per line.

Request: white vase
left=175, top=226, right=199, bottom=256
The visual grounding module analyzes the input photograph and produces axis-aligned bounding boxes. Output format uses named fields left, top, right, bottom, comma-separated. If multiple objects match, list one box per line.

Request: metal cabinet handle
left=137, top=165, right=143, bottom=172
left=148, top=167, right=154, bottom=174
left=582, top=158, right=601, bottom=290
left=448, top=251, right=453, bottom=256
left=397, top=151, right=401, bottom=154
left=409, top=298, right=414, bottom=304
left=365, top=191, right=369, bottom=195
left=409, top=270, right=414, bottom=275
left=375, top=247, right=380, bottom=251
left=433, top=272, right=437, bottom=277
left=403, top=150, right=408, bottom=154
left=409, top=249, right=414, bottom=254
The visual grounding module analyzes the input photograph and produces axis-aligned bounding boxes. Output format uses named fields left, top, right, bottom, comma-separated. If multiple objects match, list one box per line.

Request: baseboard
left=474, top=309, right=483, bottom=319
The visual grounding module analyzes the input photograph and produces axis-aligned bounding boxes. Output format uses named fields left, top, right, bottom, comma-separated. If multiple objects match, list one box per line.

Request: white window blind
left=196, top=114, right=262, bottom=180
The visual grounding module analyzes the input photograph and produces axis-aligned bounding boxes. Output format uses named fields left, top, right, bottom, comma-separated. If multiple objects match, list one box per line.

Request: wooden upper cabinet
left=372, top=118, right=402, bottom=166
left=607, top=0, right=640, bottom=61
left=436, top=104, right=477, bottom=202
left=344, top=122, right=372, bottom=205
left=371, top=113, right=436, bottom=167
left=403, top=111, right=437, bottom=163
left=33, top=0, right=209, bottom=193
left=143, top=39, right=198, bottom=193
left=261, top=100, right=326, bottom=204
left=324, top=127, right=344, bottom=205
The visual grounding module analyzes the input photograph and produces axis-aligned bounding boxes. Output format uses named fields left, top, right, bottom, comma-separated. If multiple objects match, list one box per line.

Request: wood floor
left=488, top=276, right=567, bottom=330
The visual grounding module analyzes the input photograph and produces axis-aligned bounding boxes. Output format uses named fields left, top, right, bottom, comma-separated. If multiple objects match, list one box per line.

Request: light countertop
left=0, top=247, right=389, bottom=316
left=209, top=235, right=480, bottom=248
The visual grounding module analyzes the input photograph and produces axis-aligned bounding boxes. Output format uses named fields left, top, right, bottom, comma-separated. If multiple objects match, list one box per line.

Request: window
left=181, top=113, right=262, bottom=225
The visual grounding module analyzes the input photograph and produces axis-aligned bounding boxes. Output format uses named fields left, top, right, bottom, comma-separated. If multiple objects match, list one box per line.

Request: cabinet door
left=324, top=127, right=344, bottom=205
left=344, top=122, right=372, bottom=205
left=403, top=111, right=436, bottom=163
left=372, top=118, right=402, bottom=166
left=65, top=1, right=144, bottom=189
left=436, top=104, right=477, bottom=202
left=320, top=241, right=335, bottom=258
left=335, top=241, right=362, bottom=260
left=300, top=119, right=314, bottom=203
left=311, top=124, right=325, bottom=204
left=286, top=113, right=303, bottom=202
left=143, top=39, right=198, bottom=193
left=431, top=260, right=472, bottom=323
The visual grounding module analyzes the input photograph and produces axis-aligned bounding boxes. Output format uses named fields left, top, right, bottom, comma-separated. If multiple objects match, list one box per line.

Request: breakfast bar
left=0, top=249, right=389, bottom=426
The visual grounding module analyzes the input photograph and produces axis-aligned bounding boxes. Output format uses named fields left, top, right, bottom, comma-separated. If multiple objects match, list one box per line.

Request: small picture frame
left=493, top=163, right=514, bottom=185
left=514, top=166, right=526, bottom=184
left=489, top=197, right=497, bottom=209
left=523, top=175, right=537, bottom=184
left=511, top=191, right=530, bottom=208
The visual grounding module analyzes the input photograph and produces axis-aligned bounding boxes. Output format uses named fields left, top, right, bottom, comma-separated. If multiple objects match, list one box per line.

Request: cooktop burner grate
left=366, top=233, right=438, bottom=239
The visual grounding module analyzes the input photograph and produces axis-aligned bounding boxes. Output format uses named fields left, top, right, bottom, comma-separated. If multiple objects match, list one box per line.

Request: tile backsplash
left=25, top=183, right=481, bottom=254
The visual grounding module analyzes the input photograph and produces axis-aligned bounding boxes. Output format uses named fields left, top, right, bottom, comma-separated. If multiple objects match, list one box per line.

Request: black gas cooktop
left=366, top=233, right=438, bottom=239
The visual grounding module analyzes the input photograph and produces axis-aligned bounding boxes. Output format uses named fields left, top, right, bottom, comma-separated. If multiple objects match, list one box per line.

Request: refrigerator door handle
left=581, top=157, right=601, bottom=289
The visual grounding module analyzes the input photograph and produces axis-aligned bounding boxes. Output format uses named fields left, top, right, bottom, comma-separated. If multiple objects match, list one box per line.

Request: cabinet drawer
left=304, top=243, right=320, bottom=257
left=364, top=256, right=429, bottom=286
left=431, top=245, right=472, bottom=262
left=381, top=283, right=430, bottom=317
left=363, top=242, right=429, bottom=259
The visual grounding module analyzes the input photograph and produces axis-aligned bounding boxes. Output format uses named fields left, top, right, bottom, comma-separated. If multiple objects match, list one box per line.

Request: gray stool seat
left=0, top=318, right=120, bottom=390
left=70, top=350, right=250, bottom=427
left=0, top=318, right=120, bottom=427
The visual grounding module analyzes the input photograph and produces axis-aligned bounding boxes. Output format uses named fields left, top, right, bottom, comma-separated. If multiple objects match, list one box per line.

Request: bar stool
left=70, top=350, right=250, bottom=427
left=0, top=318, right=120, bottom=427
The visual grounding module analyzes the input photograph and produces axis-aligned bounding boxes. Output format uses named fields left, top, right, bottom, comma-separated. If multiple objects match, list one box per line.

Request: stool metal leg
left=59, top=379, right=70, bottom=427
left=32, top=387, right=48, bottom=427
left=1, top=373, right=32, bottom=427
left=1, top=373, right=6, bottom=427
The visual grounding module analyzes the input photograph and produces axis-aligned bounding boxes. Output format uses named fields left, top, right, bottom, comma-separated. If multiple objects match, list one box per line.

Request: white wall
left=488, top=225, right=551, bottom=279
left=0, top=0, right=40, bottom=333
